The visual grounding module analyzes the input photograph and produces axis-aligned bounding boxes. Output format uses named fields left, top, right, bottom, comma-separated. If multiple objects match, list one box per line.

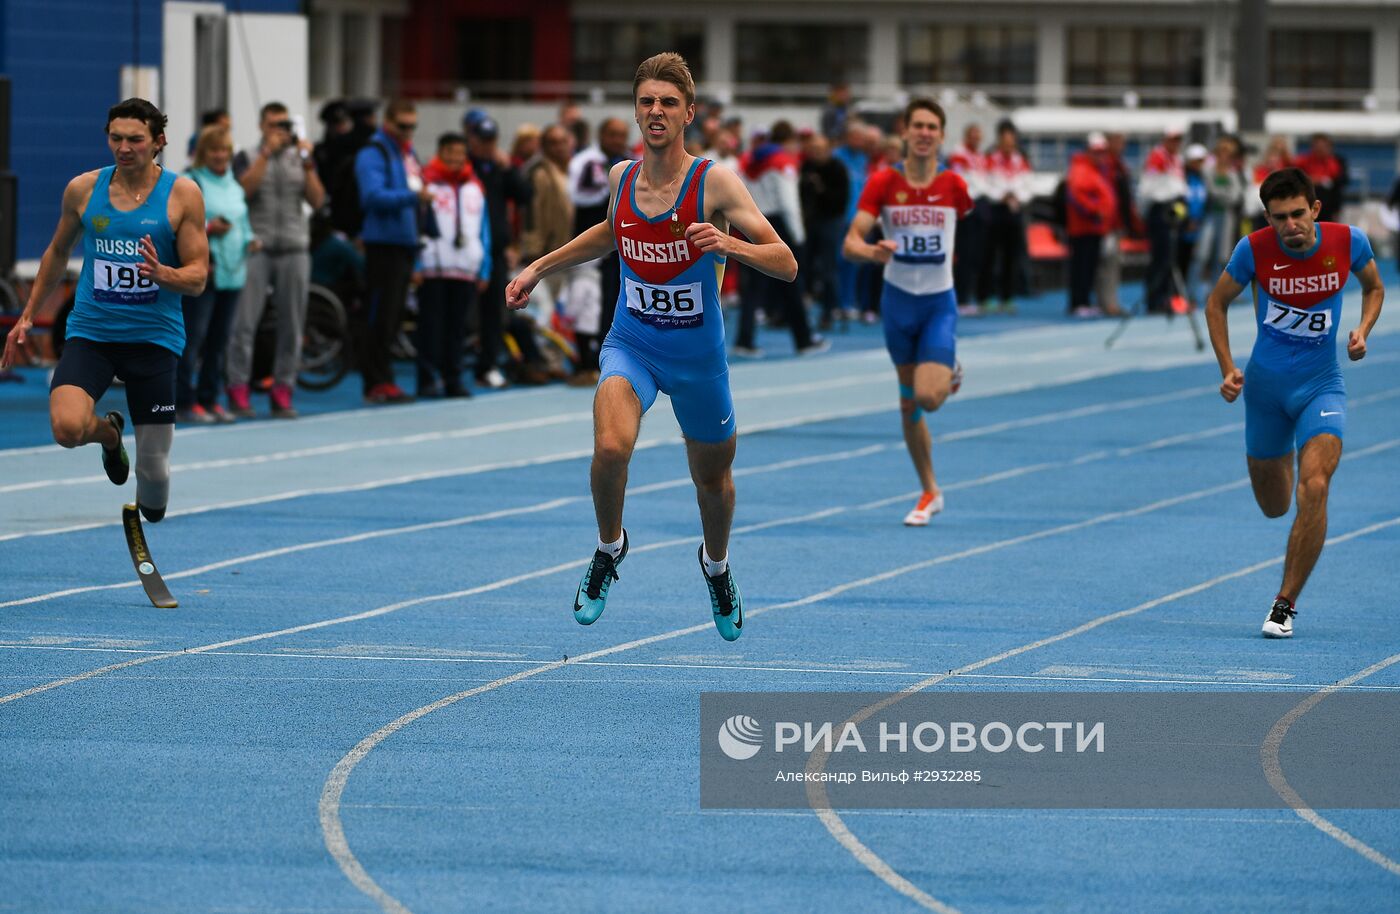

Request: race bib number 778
left=1263, top=300, right=1332, bottom=340
left=623, top=277, right=704, bottom=329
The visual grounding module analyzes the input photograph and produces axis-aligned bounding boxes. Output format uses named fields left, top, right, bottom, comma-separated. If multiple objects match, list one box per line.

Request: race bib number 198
left=624, top=277, right=704, bottom=328
left=93, top=258, right=159, bottom=305
left=1264, top=300, right=1332, bottom=340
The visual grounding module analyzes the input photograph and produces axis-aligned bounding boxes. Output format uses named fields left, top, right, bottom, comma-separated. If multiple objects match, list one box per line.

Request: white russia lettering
left=621, top=236, right=692, bottom=265
left=1268, top=273, right=1340, bottom=296
left=94, top=238, right=142, bottom=256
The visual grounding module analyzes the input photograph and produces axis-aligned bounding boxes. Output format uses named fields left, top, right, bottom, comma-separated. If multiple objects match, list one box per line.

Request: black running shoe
left=699, top=546, right=744, bottom=641
left=1262, top=597, right=1295, bottom=638
left=574, top=530, right=627, bottom=625
left=102, top=411, right=129, bottom=486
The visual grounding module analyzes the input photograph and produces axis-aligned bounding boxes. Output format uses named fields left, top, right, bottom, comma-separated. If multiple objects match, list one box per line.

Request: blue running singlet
left=68, top=166, right=185, bottom=355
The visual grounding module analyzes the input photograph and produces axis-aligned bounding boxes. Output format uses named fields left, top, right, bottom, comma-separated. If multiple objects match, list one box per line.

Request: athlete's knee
left=593, top=432, right=635, bottom=467
left=50, top=416, right=87, bottom=449
left=916, top=389, right=947, bottom=414
left=693, top=466, right=733, bottom=496
left=1295, top=472, right=1330, bottom=508
left=1259, top=497, right=1290, bottom=519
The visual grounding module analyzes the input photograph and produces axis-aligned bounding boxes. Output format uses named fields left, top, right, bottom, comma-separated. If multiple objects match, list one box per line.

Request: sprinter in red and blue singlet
left=505, top=53, right=799, bottom=642
left=844, top=98, right=973, bottom=528
left=1205, top=167, right=1384, bottom=639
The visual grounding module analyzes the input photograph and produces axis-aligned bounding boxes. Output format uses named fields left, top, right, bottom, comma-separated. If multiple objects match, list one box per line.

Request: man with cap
left=465, top=109, right=531, bottom=388
left=1176, top=143, right=1211, bottom=299
left=1141, top=125, right=1188, bottom=313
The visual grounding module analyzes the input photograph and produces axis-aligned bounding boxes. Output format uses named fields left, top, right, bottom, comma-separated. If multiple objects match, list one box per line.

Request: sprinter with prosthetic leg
left=1, top=99, right=208, bottom=606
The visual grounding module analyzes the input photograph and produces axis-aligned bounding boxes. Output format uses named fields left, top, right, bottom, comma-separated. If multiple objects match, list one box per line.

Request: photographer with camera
left=226, top=102, right=325, bottom=418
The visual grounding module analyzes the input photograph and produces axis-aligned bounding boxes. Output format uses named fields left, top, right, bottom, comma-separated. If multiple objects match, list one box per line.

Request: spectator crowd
left=158, top=89, right=1358, bottom=424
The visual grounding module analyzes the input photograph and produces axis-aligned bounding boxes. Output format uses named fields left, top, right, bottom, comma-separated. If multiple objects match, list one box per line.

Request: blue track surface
left=2, top=277, right=1399, bottom=913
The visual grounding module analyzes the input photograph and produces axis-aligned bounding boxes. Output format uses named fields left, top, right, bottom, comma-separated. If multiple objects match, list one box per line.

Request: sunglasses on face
left=394, top=120, right=418, bottom=132
left=271, top=120, right=293, bottom=131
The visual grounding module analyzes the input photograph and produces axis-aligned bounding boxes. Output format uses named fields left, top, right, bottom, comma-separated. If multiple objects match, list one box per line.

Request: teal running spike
left=699, top=546, right=743, bottom=641
left=574, top=530, right=627, bottom=625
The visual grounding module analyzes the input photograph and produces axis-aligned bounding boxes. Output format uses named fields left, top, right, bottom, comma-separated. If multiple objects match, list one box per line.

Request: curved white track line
left=1262, top=652, right=1400, bottom=877
left=809, top=509, right=1400, bottom=911
left=314, top=467, right=1377, bottom=913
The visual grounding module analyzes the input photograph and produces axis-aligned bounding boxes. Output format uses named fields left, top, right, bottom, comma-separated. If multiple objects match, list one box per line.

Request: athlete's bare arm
left=1205, top=271, right=1248, bottom=402
left=1347, top=259, right=1383, bottom=361
left=0, top=173, right=97, bottom=369
left=505, top=161, right=628, bottom=309
left=688, top=165, right=797, bottom=282
left=842, top=210, right=897, bottom=265
left=139, top=176, right=208, bottom=297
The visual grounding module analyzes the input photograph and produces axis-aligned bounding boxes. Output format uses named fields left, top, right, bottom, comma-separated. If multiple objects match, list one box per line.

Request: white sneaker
left=480, top=368, right=508, bottom=389
left=1262, top=597, right=1295, bottom=638
left=951, top=360, right=963, bottom=395
left=732, top=345, right=765, bottom=358
left=903, top=491, right=944, bottom=526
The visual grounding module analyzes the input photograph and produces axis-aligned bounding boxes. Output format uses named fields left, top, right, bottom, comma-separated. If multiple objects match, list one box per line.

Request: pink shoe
left=269, top=383, right=298, bottom=419
left=227, top=383, right=255, bottom=418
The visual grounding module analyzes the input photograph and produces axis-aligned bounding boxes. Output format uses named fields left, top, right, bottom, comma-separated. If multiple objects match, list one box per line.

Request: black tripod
left=1105, top=211, right=1206, bottom=352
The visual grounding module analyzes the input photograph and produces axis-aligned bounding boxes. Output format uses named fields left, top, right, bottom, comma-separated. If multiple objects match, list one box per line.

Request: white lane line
left=806, top=510, right=1400, bottom=912
left=311, top=463, right=1400, bottom=914
left=0, top=348, right=1259, bottom=527
left=13, top=643, right=1400, bottom=694
left=0, top=413, right=589, bottom=495
left=0, top=443, right=885, bottom=610
left=1262, top=651, right=1400, bottom=877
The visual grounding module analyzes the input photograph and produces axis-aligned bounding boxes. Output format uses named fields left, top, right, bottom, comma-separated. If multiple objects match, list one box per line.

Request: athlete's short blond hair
left=633, top=52, right=696, bottom=107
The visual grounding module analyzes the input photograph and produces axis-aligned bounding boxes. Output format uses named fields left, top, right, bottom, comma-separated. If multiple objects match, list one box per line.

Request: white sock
left=597, top=534, right=625, bottom=559
left=702, top=547, right=728, bottom=577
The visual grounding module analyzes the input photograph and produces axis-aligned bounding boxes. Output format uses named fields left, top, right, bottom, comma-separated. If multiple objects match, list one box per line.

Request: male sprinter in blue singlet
left=506, top=53, right=797, bottom=641
left=843, top=98, right=973, bottom=526
left=1, top=98, right=208, bottom=524
left=1205, top=167, right=1383, bottom=638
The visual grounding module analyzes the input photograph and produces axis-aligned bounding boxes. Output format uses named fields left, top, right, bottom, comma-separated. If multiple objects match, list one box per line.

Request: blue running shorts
left=879, top=283, right=957, bottom=368
left=1242, top=361, right=1346, bottom=459
left=599, top=339, right=736, bottom=443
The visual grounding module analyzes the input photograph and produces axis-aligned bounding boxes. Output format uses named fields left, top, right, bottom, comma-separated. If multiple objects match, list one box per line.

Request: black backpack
left=329, top=138, right=391, bottom=238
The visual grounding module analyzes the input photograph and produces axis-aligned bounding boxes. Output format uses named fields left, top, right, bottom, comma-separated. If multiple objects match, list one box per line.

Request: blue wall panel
left=3, top=0, right=302, bottom=261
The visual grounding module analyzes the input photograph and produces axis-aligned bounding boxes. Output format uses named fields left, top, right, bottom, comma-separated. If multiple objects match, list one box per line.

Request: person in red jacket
left=1065, top=133, right=1118, bottom=317
left=1293, top=133, right=1347, bottom=223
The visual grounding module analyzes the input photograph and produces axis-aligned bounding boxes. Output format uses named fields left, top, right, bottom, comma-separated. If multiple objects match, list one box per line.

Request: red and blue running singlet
left=609, top=157, right=725, bottom=357
left=1225, top=222, right=1374, bottom=375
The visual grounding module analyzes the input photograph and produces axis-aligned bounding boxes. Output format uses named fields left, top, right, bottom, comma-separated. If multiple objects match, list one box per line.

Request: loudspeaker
left=0, top=172, right=16, bottom=276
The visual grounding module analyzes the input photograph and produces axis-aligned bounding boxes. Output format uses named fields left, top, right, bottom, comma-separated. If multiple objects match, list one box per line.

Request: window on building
left=1067, top=27, right=1203, bottom=107
left=901, top=25, right=1036, bottom=103
left=735, top=24, right=868, bottom=91
left=457, top=18, right=533, bottom=88
left=573, top=22, right=706, bottom=86
left=1269, top=29, right=1370, bottom=109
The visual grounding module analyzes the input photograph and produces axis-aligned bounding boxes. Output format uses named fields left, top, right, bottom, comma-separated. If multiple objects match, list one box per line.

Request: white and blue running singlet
left=68, top=165, right=185, bottom=355
left=1224, top=221, right=1374, bottom=458
left=602, top=157, right=736, bottom=443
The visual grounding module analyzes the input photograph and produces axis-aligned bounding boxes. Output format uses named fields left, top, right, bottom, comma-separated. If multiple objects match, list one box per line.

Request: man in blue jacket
left=355, top=98, right=431, bottom=403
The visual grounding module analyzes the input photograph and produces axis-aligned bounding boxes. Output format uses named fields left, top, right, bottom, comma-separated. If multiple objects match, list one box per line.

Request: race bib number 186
left=624, top=277, right=704, bottom=328
left=1264, top=300, right=1332, bottom=340
left=93, top=258, right=159, bottom=305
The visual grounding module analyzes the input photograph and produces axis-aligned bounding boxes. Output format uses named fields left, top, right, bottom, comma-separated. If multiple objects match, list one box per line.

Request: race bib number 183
left=93, top=258, right=159, bottom=305
left=624, top=277, right=704, bottom=328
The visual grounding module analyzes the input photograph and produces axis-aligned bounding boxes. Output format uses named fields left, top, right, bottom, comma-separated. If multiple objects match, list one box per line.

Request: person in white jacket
left=978, top=120, right=1034, bottom=313
left=415, top=133, right=491, bottom=397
